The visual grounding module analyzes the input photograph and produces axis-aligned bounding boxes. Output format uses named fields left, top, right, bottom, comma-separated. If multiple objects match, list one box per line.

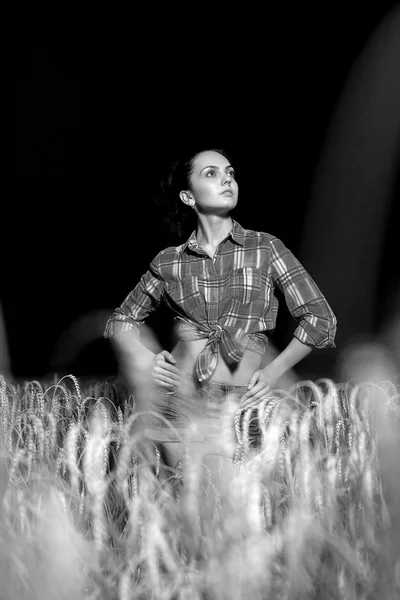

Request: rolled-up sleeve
left=103, top=252, right=166, bottom=339
left=270, top=237, right=337, bottom=348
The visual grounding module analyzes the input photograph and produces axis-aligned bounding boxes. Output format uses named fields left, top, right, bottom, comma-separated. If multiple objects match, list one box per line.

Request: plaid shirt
left=104, top=220, right=337, bottom=382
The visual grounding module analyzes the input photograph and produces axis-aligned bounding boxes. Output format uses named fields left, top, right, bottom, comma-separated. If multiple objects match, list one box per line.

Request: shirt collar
left=179, top=219, right=245, bottom=254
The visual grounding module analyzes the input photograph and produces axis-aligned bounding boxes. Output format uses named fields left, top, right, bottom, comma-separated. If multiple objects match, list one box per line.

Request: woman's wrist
left=264, top=338, right=313, bottom=380
left=262, top=361, right=285, bottom=382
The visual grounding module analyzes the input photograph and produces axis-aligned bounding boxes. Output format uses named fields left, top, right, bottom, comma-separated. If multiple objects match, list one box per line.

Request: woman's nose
left=222, top=173, right=232, bottom=186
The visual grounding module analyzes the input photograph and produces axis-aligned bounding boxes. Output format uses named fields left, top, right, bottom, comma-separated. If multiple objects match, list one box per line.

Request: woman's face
left=182, top=150, right=239, bottom=214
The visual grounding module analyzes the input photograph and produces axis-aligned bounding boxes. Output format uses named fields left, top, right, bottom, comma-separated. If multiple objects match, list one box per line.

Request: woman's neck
left=195, top=215, right=234, bottom=249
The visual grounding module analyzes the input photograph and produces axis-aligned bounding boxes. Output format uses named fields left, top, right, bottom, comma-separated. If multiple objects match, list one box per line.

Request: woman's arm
left=263, top=337, right=312, bottom=381
left=241, top=236, right=337, bottom=407
left=111, top=330, right=182, bottom=412
left=240, top=337, right=312, bottom=408
left=269, top=236, right=337, bottom=349
left=105, top=252, right=181, bottom=405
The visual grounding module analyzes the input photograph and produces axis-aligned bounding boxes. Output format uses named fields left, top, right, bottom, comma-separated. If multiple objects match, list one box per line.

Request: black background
left=2, top=8, right=400, bottom=381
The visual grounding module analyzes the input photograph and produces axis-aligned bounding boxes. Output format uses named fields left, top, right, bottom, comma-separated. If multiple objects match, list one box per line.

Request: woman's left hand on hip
left=239, top=366, right=279, bottom=410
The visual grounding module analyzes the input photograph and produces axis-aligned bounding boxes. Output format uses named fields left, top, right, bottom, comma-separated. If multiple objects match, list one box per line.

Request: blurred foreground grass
left=1, top=372, right=400, bottom=599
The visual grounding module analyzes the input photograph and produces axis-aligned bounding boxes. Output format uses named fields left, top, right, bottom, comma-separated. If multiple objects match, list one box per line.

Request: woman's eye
left=206, top=170, right=216, bottom=177
left=228, top=170, right=236, bottom=178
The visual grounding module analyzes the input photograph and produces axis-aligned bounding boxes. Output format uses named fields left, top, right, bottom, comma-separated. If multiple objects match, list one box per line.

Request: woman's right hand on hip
left=152, top=350, right=182, bottom=393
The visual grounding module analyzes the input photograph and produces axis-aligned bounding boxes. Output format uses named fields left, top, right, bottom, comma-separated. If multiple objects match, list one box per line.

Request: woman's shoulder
left=150, top=244, right=184, bottom=266
left=239, top=225, right=292, bottom=257
left=239, top=224, right=281, bottom=245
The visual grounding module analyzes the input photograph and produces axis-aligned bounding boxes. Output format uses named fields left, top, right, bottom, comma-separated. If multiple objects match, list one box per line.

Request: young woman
left=104, top=148, right=337, bottom=469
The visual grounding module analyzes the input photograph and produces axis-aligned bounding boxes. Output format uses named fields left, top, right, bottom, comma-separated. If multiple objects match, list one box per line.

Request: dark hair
left=156, top=146, right=234, bottom=241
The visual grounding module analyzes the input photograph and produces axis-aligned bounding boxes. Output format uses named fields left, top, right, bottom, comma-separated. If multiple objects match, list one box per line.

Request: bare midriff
left=172, top=338, right=270, bottom=386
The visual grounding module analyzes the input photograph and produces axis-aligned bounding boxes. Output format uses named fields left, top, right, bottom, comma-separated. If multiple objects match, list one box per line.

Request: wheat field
left=1, top=371, right=400, bottom=599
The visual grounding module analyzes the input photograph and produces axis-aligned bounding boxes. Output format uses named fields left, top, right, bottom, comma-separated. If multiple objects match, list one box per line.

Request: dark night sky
left=2, top=8, right=400, bottom=380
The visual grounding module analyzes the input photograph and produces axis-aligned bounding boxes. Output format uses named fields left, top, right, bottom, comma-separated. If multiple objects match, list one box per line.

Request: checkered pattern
left=104, top=220, right=337, bottom=381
